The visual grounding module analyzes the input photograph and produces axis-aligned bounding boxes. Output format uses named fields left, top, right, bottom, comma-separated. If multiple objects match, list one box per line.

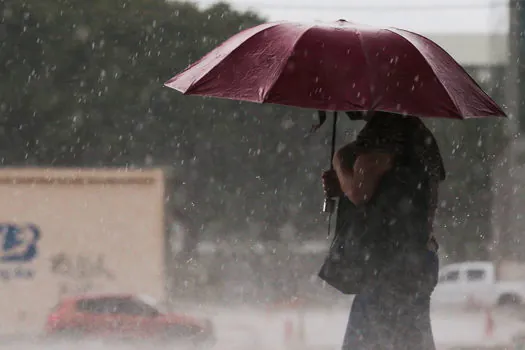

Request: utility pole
left=507, top=10, right=519, bottom=128
left=514, top=0, right=525, bottom=133
left=492, top=0, right=520, bottom=266
left=512, top=0, right=525, bottom=259
left=505, top=1, right=521, bottom=135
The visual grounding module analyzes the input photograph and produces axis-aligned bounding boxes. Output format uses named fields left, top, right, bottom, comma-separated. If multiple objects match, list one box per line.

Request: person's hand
left=322, top=169, right=342, bottom=198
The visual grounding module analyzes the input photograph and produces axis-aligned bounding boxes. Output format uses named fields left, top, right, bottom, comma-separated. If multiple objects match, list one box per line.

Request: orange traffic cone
left=484, top=308, right=494, bottom=338
left=284, top=318, right=294, bottom=344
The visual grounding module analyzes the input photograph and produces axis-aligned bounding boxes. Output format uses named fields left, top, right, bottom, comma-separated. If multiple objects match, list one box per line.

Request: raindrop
left=281, top=117, right=295, bottom=130
left=74, top=26, right=90, bottom=42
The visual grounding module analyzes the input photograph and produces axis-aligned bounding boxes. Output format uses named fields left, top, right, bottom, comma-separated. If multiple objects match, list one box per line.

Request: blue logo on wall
left=0, top=224, right=40, bottom=262
left=0, top=224, right=40, bottom=281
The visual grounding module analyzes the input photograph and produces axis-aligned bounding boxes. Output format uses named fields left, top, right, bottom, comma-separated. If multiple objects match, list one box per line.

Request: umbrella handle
left=322, top=197, right=336, bottom=214
left=322, top=111, right=338, bottom=214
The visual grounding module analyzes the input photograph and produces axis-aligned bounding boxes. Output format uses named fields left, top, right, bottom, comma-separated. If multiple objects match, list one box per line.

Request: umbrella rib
left=261, top=26, right=314, bottom=103
left=389, top=29, right=506, bottom=118
left=355, top=30, right=375, bottom=110
left=183, top=23, right=285, bottom=94
left=385, top=28, right=462, bottom=117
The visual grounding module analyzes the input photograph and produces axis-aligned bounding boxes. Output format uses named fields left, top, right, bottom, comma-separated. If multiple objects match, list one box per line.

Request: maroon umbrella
left=165, top=20, right=506, bottom=214
left=165, top=20, right=505, bottom=119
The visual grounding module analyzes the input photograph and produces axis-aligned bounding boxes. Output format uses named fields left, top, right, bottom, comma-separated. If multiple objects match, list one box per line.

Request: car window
left=116, top=299, right=159, bottom=317
left=76, top=296, right=160, bottom=316
left=466, top=269, right=485, bottom=281
left=76, top=298, right=120, bottom=314
left=76, top=299, right=98, bottom=313
left=438, top=270, right=459, bottom=283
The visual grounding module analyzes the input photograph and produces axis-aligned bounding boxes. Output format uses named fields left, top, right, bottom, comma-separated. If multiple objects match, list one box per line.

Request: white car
left=432, top=261, right=525, bottom=308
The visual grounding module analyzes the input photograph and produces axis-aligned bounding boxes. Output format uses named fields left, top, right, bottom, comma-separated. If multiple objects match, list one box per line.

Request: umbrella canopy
left=165, top=20, right=505, bottom=119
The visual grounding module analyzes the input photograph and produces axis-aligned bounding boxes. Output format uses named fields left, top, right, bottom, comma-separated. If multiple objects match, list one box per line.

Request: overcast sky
left=194, top=0, right=509, bottom=34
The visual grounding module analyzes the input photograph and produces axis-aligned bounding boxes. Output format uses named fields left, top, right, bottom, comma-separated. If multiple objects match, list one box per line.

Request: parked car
left=45, top=293, right=215, bottom=346
left=432, top=261, right=525, bottom=308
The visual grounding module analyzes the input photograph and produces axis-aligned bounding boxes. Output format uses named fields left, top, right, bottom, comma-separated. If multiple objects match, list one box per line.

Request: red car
left=45, top=294, right=215, bottom=345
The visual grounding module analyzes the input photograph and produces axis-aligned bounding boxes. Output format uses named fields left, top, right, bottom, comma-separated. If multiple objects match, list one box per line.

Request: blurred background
left=2, top=0, right=525, bottom=349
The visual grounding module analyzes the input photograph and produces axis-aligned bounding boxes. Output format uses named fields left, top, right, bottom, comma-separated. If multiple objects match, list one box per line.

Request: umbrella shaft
left=329, top=111, right=338, bottom=170
left=323, top=111, right=338, bottom=215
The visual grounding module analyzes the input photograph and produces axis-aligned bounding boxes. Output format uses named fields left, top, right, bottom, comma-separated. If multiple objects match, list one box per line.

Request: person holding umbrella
left=165, top=19, right=506, bottom=350
left=322, top=111, right=445, bottom=349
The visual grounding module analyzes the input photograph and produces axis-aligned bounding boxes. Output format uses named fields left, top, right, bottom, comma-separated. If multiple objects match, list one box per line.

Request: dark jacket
left=319, top=114, right=445, bottom=295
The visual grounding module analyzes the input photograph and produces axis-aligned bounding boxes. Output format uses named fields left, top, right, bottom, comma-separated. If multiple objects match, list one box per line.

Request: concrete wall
left=0, top=168, right=166, bottom=334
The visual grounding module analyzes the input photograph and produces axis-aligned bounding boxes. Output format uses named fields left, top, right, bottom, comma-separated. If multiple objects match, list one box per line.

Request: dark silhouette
left=320, top=112, right=446, bottom=350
